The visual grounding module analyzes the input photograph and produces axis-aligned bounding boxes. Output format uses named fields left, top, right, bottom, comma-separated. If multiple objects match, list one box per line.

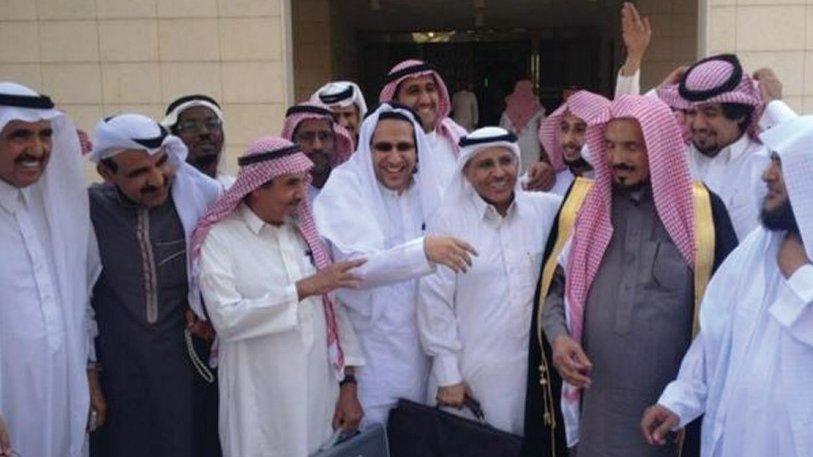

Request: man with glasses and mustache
left=642, top=114, right=813, bottom=457
left=0, top=82, right=102, bottom=457
left=88, top=113, right=222, bottom=457
left=281, top=102, right=354, bottom=202
left=537, top=95, right=737, bottom=457
left=163, top=94, right=234, bottom=188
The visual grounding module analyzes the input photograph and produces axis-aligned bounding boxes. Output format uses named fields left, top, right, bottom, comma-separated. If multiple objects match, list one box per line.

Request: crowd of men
left=0, top=3, right=811, bottom=457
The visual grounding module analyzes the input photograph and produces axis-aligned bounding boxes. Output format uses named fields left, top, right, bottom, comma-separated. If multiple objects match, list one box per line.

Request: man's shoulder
left=87, top=182, right=118, bottom=208
left=181, top=163, right=223, bottom=203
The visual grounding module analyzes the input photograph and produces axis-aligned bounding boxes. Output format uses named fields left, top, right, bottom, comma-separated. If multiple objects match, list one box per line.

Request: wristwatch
left=339, top=373, right=357, bottom=387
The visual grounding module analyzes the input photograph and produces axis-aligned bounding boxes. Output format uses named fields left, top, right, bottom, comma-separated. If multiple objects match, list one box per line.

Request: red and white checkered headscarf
left=504, top=80, right=542, bottom=134
left=538, top=90, right=611, bottom=172
left=678, top=54, right=765, bottom=138
left=655, top=83, right=693, bottom=144
left=191, top=136, right=345, bottom=379
left=378, top=59, right=466, bottom=155
left=566, top=95, right=695, bottom=343
left=281, top=101, right=356, bottom=161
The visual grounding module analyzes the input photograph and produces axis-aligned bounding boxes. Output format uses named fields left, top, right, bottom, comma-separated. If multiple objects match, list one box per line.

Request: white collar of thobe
left=239, top=202, right=296, bottom=236
left=377, top=177, right=417, bottom=199
left=470, top=189, right=518, bottom=223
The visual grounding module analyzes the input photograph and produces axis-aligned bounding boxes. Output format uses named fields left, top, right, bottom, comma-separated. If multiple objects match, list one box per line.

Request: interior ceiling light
left=369, top=0, right=381, bottom=11
left=473, top=0, right=486, bottom=8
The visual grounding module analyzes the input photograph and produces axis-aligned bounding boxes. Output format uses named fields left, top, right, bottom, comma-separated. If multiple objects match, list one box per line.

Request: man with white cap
left=194, top=136, right=365, bottom=457
left=417, top=127, right=561, bottom=435
left=88, top=113, right=222, bottom=457
left=311, top=81, right=368, bottom=142
left=162, top=94, right=234, bottom=188
left=314, top=103, right=478, bottom=426
left=642, top=114, right=813, bottom=457
left=380, top=59, right=557, bottom=193
left=0, top=82, right=102, bottom=457
left=538, top=95, right=737, bottom=457
left=281, top=102, right=354, bottom=203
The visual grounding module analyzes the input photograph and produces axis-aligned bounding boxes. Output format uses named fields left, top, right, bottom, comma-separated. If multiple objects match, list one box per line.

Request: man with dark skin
left=163, top=94, right=233, bottom=188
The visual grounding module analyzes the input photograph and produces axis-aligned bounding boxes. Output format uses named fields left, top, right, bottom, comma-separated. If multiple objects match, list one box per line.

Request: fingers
left=641, top=408, right=659, bottom=445
left=338, top=258, right=367, bottom=271
left=454, top=239, right=479, bottom=257
left=651, top=414, right=676, bottom=445
left=185, top=309, right=197, bottom=328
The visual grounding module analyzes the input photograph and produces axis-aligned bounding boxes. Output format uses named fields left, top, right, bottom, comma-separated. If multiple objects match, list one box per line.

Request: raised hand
left=621, top=2, right=652, bottom=76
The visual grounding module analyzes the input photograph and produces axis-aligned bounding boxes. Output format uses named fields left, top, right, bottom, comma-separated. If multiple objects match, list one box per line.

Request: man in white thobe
left=418, top=127, right=561, bottom=434
left=641, top=114, right=813, bottom=457
left=451, top=81, right=478, bottom=132
left=314, top=103, right=478, bottom=426
left=0, top=82, right=102, bottom=457
left=195, top=136, right=366, bottom=457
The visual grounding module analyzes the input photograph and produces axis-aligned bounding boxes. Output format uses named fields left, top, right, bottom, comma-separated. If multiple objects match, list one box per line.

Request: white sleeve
left=758, top=100, right=798, bottom=131
left=417, top=218, right=463, bottom=387
left=86, top=227, right=102, bottom=363
left=332, top=237, right=435, bottom=290
left=334, top=297, right=365, bottom=367
left=657, top=334, right=708, bottom=427
left=614, top=68, right=641, bottom=98
left=771, top=264, right=813, bottom=347
left=199, top=231, right=300, bottom=342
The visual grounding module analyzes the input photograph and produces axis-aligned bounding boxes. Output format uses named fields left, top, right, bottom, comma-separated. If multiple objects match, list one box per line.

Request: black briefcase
left=386, top=398, right=522, bottom=457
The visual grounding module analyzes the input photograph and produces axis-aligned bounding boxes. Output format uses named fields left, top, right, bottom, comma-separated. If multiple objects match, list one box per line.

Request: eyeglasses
left=295, top=131, right=334, bottom=143
left=372, top=141, right=415, bottom=153
left=177, top=118, right=222, bottom=134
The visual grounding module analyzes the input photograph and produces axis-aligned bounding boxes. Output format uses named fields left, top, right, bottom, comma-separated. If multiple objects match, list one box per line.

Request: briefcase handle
left=463, top=395, right=486, bottom=423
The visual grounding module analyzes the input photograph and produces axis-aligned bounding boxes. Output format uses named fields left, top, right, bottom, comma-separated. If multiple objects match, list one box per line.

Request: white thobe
left=451, top=90, right=479, bottom=132
left=0, top=180, right=94, bottom=457
left=418, top=191, right=561, bottom=434
left=425, top=130, right=459, bottom=197
left=198, top=203, right=362, bottom=457
left=549, top=169, right=576, bottom=196
left=500, top=110, right=546, bottom=173
left=308, top=184, right=321, bottom=204
left=689, top=134, right=769, bottom=240
left=658, top=228, right=813, bottom=457
left=216, top=172, right=236, bottom=189
left=326, top=183, right=436, bottom=426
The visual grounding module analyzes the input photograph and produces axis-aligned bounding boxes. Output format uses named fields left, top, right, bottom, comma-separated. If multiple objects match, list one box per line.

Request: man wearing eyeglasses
left=281, top=102, right=355, bottom=202
left=163, top=95, right=234, bottom=189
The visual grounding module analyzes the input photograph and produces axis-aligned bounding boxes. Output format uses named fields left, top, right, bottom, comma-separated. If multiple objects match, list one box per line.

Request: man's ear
left=97, top=163, right=115, bottom=183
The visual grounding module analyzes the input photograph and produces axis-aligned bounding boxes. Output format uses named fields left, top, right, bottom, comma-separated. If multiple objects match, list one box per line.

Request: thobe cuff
left=758, top=100, right=797, bottom=131
left=433, top=354, right=463, bottom=387
left=405, top=236, right=434, bottom=275
left=771, top=264, right=813, bottom=329
left=614, top=68, right=640, bottom=97
left=658, top=383, right=700, bottom=429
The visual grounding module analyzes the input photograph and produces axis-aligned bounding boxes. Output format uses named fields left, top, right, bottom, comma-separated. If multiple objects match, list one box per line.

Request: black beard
left=612, top=180, right=647, bottom=193
left=761, top=198, right=799, bottom=233
left=564, top=156, right=592, bottom=174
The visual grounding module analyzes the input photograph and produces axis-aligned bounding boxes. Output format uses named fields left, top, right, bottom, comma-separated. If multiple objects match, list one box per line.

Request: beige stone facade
left=701, top=0, right=813, bottom=114
left=0, top=0, right=293, bottom=177
left=1, top=0, right=811, bottom=180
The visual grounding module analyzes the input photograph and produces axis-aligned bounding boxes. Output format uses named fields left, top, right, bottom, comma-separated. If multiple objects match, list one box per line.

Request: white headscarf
left=89, top=113, right=222, bottom=318
left=0, top=81, right=100, bottom=455
left=437, top=126, right=522, bottom=217
left=313, top=103, right=437, bottom=254
left=311, top=81, right=368, bottom=119
left=759, top=115, right=813, bottom=259
left=160, top=94, right=224, bottom=130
